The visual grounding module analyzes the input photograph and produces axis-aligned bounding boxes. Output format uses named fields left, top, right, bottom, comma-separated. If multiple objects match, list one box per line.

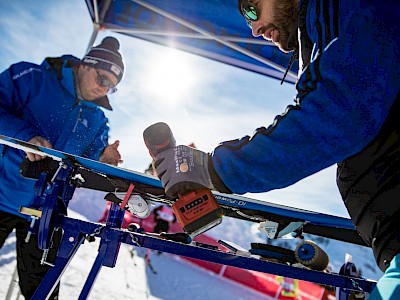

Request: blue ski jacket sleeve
left=210, top=0, right=400, bottom=194
left=0, top=63, right=44, bottom=143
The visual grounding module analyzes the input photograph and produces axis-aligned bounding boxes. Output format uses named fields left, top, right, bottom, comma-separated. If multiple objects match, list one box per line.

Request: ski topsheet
left=0, top=135, right=365, bottom=245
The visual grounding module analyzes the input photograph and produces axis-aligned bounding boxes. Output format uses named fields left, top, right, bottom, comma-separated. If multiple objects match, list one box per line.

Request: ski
left=0, top=135, right=365, bottom=245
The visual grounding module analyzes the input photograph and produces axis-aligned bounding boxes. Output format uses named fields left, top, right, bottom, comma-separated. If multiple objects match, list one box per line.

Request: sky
left=0, top=0, right=348, bottom=218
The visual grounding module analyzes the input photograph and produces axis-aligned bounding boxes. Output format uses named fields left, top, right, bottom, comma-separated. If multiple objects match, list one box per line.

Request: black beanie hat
left=82, top=36, right=125, bottom=83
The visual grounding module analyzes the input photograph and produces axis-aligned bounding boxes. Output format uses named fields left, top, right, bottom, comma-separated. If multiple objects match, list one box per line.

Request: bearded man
left=154, top=1, right=400, bottom=298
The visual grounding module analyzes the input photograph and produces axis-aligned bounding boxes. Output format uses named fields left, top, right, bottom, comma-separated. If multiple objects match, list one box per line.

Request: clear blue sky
left=0, top=0, right=348, bottom=217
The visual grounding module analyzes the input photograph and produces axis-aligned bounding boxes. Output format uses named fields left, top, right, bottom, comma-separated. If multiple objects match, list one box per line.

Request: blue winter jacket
left=212, top=0, right=400, bottom=194
left=210, top=0, right=400, bottom=271
left=0, top=55, right=111, bottom=218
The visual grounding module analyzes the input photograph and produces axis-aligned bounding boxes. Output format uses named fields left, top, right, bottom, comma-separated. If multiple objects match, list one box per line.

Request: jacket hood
left=44, top=56, right=113, bottom=111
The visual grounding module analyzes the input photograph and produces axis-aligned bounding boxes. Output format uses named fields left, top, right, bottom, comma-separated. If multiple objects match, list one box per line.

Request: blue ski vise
left=24, top=158, right=377, bottom=300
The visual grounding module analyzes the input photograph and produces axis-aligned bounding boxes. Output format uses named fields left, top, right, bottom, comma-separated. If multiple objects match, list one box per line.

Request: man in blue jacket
left=154, top=0, right=400, bottom=298
left=0, top=36, right=124, bottom=299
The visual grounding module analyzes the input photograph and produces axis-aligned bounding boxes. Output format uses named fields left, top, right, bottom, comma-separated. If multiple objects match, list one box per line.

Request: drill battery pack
left=172, top=189, right=223, bottom=237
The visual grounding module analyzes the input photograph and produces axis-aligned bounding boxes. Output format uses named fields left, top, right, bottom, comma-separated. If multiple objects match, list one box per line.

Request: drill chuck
left=143, top=122, right=176, bottom=159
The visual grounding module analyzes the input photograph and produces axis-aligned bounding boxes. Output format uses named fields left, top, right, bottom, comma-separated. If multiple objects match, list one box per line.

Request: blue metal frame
left=31, top=215, right=377, bottom=299
left=25, top=159, right=377, bottom=299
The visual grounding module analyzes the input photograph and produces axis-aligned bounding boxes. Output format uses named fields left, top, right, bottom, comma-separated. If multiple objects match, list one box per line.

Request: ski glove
left=154, top=145, right=215, bottom=198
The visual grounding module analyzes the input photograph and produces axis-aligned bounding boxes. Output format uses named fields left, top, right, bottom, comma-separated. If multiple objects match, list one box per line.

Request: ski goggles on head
left=238, top=0, right=258, bottom=28
left=95, top=69, right=117, bottom=94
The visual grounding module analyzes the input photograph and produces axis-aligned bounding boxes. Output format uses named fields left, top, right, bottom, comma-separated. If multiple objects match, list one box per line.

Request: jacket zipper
left=73, top=108, right=83, bottom=133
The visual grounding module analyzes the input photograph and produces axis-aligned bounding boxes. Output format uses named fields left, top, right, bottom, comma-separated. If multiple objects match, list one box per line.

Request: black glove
left=154, top=145, right=214, bottom=198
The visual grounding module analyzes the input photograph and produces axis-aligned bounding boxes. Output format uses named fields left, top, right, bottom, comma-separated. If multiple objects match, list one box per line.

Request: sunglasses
left=95, top=69, right=117, bottom=94
left=240, top=0, right=258, bottom=28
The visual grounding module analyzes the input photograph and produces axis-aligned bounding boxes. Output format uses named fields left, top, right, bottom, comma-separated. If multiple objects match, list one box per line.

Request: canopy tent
left=84, top=0, right=298, bottom=84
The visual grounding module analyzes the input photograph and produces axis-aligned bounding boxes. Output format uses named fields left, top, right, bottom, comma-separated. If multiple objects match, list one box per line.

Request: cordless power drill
left=143, top=122, right=223, bottom=237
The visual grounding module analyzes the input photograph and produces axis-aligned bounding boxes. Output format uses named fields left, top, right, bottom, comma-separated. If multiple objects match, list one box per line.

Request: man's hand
left=26, top=136, right=53, bottom=161
left=99, top=140, right=123, bottom=166
left=155, top=145, right=214, bottom=198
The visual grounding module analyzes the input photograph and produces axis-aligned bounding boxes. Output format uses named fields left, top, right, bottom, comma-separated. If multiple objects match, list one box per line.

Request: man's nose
left=251, top=20, right=263, bottom=37
left=97, top=84, right=109, bottom=94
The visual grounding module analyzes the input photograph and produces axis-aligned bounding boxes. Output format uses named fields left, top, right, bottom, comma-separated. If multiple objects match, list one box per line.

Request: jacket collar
left=45, top=56, right=113, bottom=111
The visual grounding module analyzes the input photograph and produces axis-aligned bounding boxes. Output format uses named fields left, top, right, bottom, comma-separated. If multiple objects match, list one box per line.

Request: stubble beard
left=272, top=0, right=298, bottom=53
left=75, top=65, right=97, bottom=101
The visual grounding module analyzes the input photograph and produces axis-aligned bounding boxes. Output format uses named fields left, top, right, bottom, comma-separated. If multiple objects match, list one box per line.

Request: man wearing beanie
left=0, top=36, right=125, bottom=299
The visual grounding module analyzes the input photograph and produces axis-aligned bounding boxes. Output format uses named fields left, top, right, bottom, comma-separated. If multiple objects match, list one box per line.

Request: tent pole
left=86, top=0, right=113, bottom=53
left=86, top=27, right=99, bottom=54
